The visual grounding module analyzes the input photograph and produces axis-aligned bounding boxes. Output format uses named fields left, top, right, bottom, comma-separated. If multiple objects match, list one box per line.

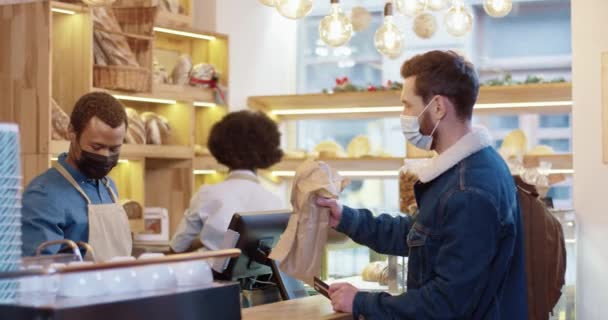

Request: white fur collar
left=417, top=126, right=493, bottom=183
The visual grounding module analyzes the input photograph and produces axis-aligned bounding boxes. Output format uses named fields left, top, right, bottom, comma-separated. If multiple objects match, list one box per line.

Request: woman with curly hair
left=170, top=110, right=285, bottom=253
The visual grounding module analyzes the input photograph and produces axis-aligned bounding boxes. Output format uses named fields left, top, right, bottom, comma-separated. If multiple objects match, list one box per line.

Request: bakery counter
left=0, top=282, right=240, bottom=320
left=242, top=295, right=351, bottom=320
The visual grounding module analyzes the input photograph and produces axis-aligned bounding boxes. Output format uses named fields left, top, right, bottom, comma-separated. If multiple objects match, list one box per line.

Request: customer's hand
left=316, top=197, right=343, bottom=228
left=329, top=282, right=358, bottom=314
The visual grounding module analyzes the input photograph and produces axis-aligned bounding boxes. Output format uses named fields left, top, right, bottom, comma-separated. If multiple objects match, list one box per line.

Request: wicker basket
left=92, top=1, right=157, bottom=93
left=112, top=5, right=158, bottom=36
left=94, top=65, right=151, bottom=92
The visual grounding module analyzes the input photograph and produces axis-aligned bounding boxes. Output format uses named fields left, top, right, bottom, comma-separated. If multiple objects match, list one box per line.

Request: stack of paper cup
left=0, top=123, right=23, bottom=303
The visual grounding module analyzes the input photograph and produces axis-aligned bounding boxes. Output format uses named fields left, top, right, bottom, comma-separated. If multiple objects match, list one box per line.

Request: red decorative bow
left=335, top=76, right=349, bottom=86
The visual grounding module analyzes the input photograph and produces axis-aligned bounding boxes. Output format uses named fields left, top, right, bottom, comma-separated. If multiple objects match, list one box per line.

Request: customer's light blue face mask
left=400, top=96, right=441, bottom=150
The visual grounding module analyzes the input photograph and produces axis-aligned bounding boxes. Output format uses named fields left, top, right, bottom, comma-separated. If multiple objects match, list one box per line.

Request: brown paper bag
left=269, top=160, right=346, bottom=282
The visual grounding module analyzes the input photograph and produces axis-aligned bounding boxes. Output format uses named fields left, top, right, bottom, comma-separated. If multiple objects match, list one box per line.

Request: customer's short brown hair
left=401, top=50, right=479, bottom=119
left=70, top=92, right=128, bottom=138
left=208, top=110, right=283, bottom=171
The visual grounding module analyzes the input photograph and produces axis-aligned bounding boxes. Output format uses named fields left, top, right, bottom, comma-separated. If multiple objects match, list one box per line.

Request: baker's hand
left=329, top=282, right=358, bottom=314
left=316, top=197, right=343, bottom=228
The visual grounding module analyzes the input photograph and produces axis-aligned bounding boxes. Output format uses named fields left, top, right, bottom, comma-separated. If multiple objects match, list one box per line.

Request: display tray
left=0, top=281, right=241, bottom=320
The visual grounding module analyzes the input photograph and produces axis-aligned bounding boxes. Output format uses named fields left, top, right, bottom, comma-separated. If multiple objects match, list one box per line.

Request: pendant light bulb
left=319, top=0, right=353, bottom=47
left=259, top=0, right=276, bottom=7
left=396, top=0, right=427, bottom=18
left=444, top=1, right=473, bottom=37
left=374, top=2, right=404, bottom=59
left=483, top=0, right=512, bottom=18
left=427, top=0, right=450, bottom=11
left=276, top=0, right=313, bottom=19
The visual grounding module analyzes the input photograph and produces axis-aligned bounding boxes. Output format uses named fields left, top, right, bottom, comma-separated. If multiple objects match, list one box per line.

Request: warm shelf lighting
left=193, top=101, right=217, bottom=108
left=546, top=169, right=574, bottom=175
left=51, top=157, right=128, bottom=164
left=272, top=170, right=398, bottom=177
left=193, top=170, right=218, bottom=175
left=270, top=101, right=573, bottom=116
left=153, top=27, right=216, bottom=40
left=113, top=95, right=176, bottom=105
left=51, top=8, right=76, bottom=15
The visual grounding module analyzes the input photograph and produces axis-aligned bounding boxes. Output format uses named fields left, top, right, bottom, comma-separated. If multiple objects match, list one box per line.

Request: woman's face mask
left=400, top=96, right=441, bottom=150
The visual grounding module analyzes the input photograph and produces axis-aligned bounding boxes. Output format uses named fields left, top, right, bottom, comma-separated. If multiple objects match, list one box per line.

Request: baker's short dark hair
left=208, top=110, right=283, bottom=171
left=401, top=50, right=479, bottom=119
left=70, top=92, right=128, bottom=137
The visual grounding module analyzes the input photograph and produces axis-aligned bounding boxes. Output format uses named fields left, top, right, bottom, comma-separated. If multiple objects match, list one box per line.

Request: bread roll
left=141, top=112, right=171, bottom=145
left=362, top=261, right=387, bottom=282
left=122, top=200, right=143, bottom=220
left=499, top=129, right=527, bottom=160
left=313, top=140, right=346, bottom=158
left=153, top=58, right=169, bottom=84
left=378, top=265, right=389, bottom=286
left=171, top=54, right=192, bottom=85
left=124, top=108, right=146, bottom=144
left=347, top=135, right=371, bottom=158
left=51, top=99, right=70, bottom=141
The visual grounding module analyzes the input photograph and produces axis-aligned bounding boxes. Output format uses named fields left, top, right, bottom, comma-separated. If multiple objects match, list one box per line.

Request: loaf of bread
left=124, top=108, right=146, bottom=144
left=93, top=36, right=109, bottom=66
left=171, top=54, right=192, bottom=85
left=122, top=200, right=145, bottom=234
left=51, top=99, right=70, bottom=141
left=92, top=8, right=139, bottom=67
left=141, top=112, right=171, bottom=145
left=153, top=58, right=169, bottom=84
left=361, top=261, right=387, bottom=282
left=123, top=200, right=143, bottom=220
left=347, top=135, right=371, bottom=158
left=313, top=140, right=346, bottom=158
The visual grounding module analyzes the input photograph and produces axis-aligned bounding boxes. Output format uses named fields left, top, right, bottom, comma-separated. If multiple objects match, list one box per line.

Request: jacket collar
left=418, top=126, right=493, bottom=183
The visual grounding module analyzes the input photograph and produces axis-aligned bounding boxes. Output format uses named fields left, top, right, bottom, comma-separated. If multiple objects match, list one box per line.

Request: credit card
left=314, top=276, right=330, bottom=299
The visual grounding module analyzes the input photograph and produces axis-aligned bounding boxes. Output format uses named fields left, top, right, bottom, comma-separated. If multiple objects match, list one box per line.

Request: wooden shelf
left=193, top=156, right=405, bottom=176
left=193, top=155, right=227, bottom=172
left=50, top=140, right=193, bottom=159
left=51, top=0, right=89, bottom=14
left=155, top=10, right=193, bottom=29
left=248, top=83, right=573, bottom=119
left=153, top=83, right=215, bottom=103
left=523, top=153, right=573, bottom=170
left=92, top=85, right=215, bottom=104
left=270, top=156, right=404, bottom=173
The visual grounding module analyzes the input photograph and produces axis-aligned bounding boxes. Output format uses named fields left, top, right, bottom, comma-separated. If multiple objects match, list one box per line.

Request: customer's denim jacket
left=336, top=128, right=528, bottom=319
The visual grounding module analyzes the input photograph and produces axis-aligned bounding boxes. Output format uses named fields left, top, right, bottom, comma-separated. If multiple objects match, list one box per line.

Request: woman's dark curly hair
left=208, top=110, right=283, bottom=171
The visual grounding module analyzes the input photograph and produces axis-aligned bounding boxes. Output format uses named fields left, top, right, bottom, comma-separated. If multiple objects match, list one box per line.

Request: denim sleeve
left=352, top=190, right=501, bottom=319
left=335, top=206, right=413, bottom=256
left=21, top=183, right=65, bottom=256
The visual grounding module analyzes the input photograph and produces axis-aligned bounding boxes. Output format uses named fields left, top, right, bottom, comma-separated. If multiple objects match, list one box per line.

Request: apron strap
left=101, top=178, right=119, bottom=203
left=54, top=162, right=92, bottom=205
left=226, top=173, right=260, bottom=184
left=54, top=162, right=119, bottom=204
